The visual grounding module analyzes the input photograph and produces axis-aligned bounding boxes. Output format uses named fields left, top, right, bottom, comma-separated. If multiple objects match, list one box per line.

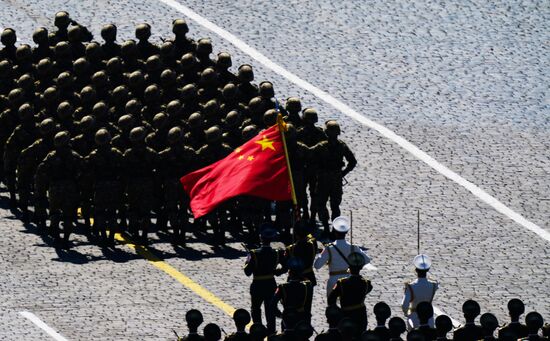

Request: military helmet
left=216, top=52, right=232, bottom=69
left=348, top=252, right=366, bottom=270
left=202, top=99, right=219, bottom=117
left=79, top=115, right=96, bottom=132
left=259, top=81, right=274, bottom=99
left=222, top=83, right=237, bottom=99
left=205, top=125, right=221, bottom=143
left=17, top=74, right=34, bottom=90
left=0, top=59, right=13, bottom=74
left=37, top=58, right=52, bottom=75
left=144, top=84, right=161, bottom=102
left=106, top=57, right=122, bottom=74
left=263, top=109, right=277, bottom=126
left=125, top=99, right=142, bottom=115
left=18, top=103, right=34, bottom=121
left=112, top=85, right=129, bottom=102
left=121, top=39, right=137, bottom=57
left=32, top=27, right=49, bottom=45
left=435, top=315, right=453, bottom=334
left=67, top=25, right=82, bottom=43
left=200, top=67, right=217, bottom=85
left=325, top=120, right=341, bottom=137
left=92, top=101, right=109, bottom=118
left=285, top=97, right=302, bottom=113
left=287, top=257, right=305, bottom=274
left=224, top=110, right=240, bottom=127
left=237, top=64, right=254, bottom=82
left=54, top=41, right=71, bottom=57
left=196, top=38, right=212, bottom=55
left=180, top=52, right=196, bottom=69
left=53, top=131, right=70, bottom=148
left=284, top=123, right=297, bottom=141
left=54, top=11, right=71, bottom=28
left=233, top=308, right=251, bottom=326
left=101, top=24, right=117, bottom=42
left=73, top=57, right=91, bottom=76
left=1, top=28, right=17, bottom=46
left=92, top=71, right=109, bottom=88
left=128, top=70, right=144, bottom=87
left=129, top=126, right=146, bottom=142
left=56, top=71, right=74, bottom=88
left=181, top=83, right=197, bottom=100
left=80, top=86, right=97, bottom=104
left=85, top=42, right=103, bottom=60
left=462, top=300, right=481, bottom=318
left=166, top=100, right=182, bottom=115
left=248, top=97, right=263, bottom=114
left=159, top=41, right=174, bottom=57
left=152, top=112, right=167, bottom=129
left=42, top=86, right=59, bottom=104
left=94, top=128, right=111, bottom=146
left=185, top=309, right=204, bottom=326
left=302, top=108, right=318, bottom=123
left=16, top=44, right=32, bottom=62
left=160, top=69, right=176, bottom=86
left=241, top=124, right=258, bottom=140
left=373, top=302, right=391, bottom=320
left=203, top=323, right=221, bottom=340
left=57, top=101, right=74, bottom=119
left=39, top=118, right=56, bottom=136
left=135, top=23, right=151, bottom=40
left=172, top=19, right=189, bottom=34
left=118, top=114, right=135, bottom=131
left=8, top=88, right=24, bottom=105
left=145, top=54, right=162, bottom=71
left=188, top=112, right=203, bottom=129
left=167, top=127, right=183, bottom=144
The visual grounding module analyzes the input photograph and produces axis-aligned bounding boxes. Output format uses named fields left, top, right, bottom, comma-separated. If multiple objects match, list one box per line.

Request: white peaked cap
left=332, top=216, right=350, bottom=233
left=413, top=254, right=432, bottom=270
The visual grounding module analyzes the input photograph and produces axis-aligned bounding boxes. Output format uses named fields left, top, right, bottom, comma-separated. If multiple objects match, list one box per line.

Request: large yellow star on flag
left=255, top=135, right=276, bottom=151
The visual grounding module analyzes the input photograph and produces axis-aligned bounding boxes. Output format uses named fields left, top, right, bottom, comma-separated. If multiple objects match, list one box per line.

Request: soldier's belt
left=253, top=274, right=274, bottom=280
left=342, top=303, right=365, bottom=311
left=329, top=270, right=348, bottom=276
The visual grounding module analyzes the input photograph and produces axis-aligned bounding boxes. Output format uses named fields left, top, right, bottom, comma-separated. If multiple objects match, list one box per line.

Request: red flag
left=180, top=124, right=292, bottom=218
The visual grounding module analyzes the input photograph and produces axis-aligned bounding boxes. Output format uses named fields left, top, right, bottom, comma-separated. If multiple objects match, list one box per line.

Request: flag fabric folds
left=180, top=124, right=292, bottom=218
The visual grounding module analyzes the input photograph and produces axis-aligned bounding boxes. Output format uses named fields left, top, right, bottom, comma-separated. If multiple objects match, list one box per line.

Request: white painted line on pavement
left=433, top=306, right=461, bottom=328
left=156, top=0, right=549, bottom=244
left=19, top=311, right=69, bottom=341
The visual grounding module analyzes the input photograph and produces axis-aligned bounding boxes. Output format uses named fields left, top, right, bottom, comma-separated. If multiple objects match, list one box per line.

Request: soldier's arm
left=269, top=286, right=283, bottom=318
left=342, top=143, right=357, bottom=177
left=401, top=284, right=412, bottom=315
left=274, top=249, right=287, bottom=276
left=327, top=281, right=340, bottom=306
left=243, top=253, right=254, bottom=277
left=313, top=246, right=329, bottom=269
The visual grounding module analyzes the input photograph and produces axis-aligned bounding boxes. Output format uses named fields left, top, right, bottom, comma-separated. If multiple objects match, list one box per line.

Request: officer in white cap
left=401, top=254, right=439, bottom=330
left=313, top=216, right=371, bottom=298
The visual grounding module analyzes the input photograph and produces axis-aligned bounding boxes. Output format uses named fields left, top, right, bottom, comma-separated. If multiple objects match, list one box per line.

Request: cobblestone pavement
left=0, top=0, right=548, bottom=340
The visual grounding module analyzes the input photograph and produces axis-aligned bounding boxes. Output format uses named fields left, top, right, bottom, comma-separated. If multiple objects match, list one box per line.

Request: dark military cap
left=233, top=308, right=251, bottom=326
left=203, top=323, right=221, bottom=341
left=94, top=128, right=111, bottom=146
left=285, top=97, right=302, bottom=113
left=205, top=125, right=221, bottom=143
left=54, top=11, right=71, bottom=28
left=406, top=330, right=426, bottom=341
left=388, top=317, right=407, bottom=335
left=525, top=312, right=543, bottom=330
left=507, top=298, right=525, bottom=316
left=135, top=23, right=152, bottom=40
left=79, top=115, right=96, bottom=132
left=373, top=302, right=391, bottom=320
left=294, top=321, right=314, bottom=339
left=462, top=299, right=481, bottom=318
left=172, top=19, right=189, bottom=34
left=18, top=103, right=34, bottom=121
left=167, top=127, right=183, bottom=144
left=362, top=330, right=384, bottom=341
left=249, top=323, right=267, bottom=339
left=287, top=257, right=305, bottom=274
left=237, top=64, right=254, bottom=82
left=435, top=315, right=453, bottom=335
left=57, top=101, right=74, bottom=119
left=302, top=108, right=318, bottom=123
left=259, top=222, right=277, bottom=240
left=185, top=309, right=204, bottom=325
left=39, top=118, right=56, bottom=136
left=1, top=28, right=17, bottom=46
left=54, top=131, right=70, bottom=147
left=480, top=312, right=499, bottom=331
left=348, top=251, right=367, bottom=270
left=216, top=52, right=232, bottom=69
left=259, top=81, right=274, bottom=99
left=101, top=24, right=117, bottom=42
left=32, top=27, right=49, bottom=45
left=129, top=126, right=146, bottom=142
left=16, top=44, right=32, bottom=62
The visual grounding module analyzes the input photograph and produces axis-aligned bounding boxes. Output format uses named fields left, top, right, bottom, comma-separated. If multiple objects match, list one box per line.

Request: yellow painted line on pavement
left=113, top=232, right=237, bottom=317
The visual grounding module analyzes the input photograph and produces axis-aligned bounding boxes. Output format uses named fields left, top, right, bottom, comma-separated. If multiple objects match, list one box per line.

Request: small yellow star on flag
left=234, top=147, right=242, bottom=153
left=238, top=155, right=244, bottom=160
left=247, top=155, right=254, bottom=161
left=255, top=135, right=275, bottom=151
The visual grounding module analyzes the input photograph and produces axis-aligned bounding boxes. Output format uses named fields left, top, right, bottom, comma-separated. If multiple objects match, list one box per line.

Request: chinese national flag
left=180, top=124, right=292, bottom=218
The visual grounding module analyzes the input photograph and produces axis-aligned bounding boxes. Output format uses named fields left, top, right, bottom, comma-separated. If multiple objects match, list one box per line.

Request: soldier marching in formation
left=1, top=12, right=548, bottom=341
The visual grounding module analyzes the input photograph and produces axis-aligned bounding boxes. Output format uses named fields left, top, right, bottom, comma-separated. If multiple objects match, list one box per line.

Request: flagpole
left=277, top=114, right=297, bottom=206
